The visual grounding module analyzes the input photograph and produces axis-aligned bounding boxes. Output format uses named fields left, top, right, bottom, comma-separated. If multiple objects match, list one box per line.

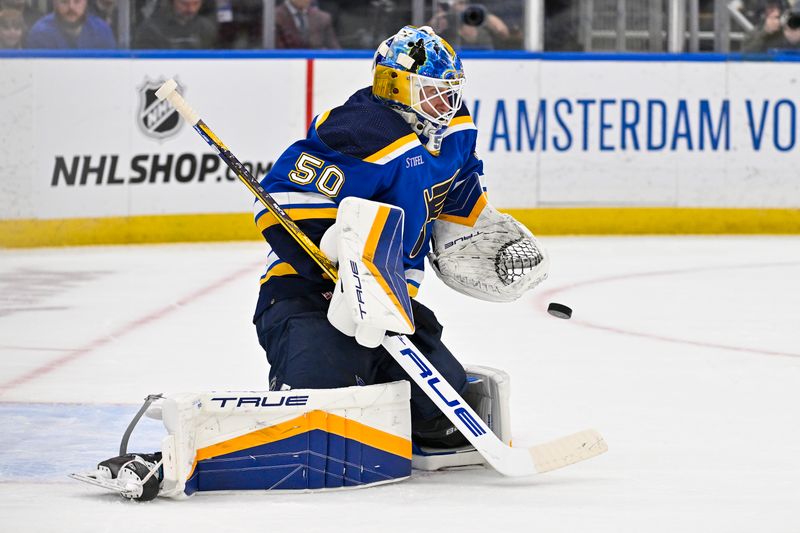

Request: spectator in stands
left=275, top=0, right=340, bottom=49
left=0, top=8, right=24, bottom=48
left=545, top=0, right=580, bottom=51
left=487, top=0, right=523, bottom=49
left=429, top=0, right=509, bottom=50
left=90, top=0, right=117, bottom=37
left=316, top=0, right=409, bottom=49
left=743, top=1, right=800, bottom=51
left=213, top=0, right=260, bottom=48
left=134, top=0, right=216, bottom=49
left=25, top=0, right=115, bottom=49
left=0, top=0, right=43, bottom=30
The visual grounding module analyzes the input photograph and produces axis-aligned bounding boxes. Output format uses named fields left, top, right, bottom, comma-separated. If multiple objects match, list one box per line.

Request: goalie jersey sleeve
left=253, top=87, right=484, bottom=321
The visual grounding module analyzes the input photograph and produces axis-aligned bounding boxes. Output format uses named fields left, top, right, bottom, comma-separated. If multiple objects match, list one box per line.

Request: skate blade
left=69, top=472, right=141, bottom=498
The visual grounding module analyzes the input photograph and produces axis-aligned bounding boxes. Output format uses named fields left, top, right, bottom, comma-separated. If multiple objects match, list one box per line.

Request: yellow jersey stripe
left=260, top=262, right=298, bottom=284
left=257, top=207, right=338, bottom=232
left=363, top=133, right=419, bottom=163
left=448, top=115, right=473, bottom=128
left=315, top=110, right=331, bottom=129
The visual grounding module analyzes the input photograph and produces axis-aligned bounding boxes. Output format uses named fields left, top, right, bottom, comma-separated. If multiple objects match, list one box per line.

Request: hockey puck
left=547, top=302, right=572, bottom=320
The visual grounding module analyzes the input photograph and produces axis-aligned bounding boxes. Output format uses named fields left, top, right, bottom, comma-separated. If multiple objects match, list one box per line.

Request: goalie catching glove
left=429, top=203, right=549, bottom=302
left=321, top=197, right=415, bottom=348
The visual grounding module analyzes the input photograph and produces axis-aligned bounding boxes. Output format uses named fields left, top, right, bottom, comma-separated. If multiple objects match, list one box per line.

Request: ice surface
left=1, top=238, right=799, bottom=533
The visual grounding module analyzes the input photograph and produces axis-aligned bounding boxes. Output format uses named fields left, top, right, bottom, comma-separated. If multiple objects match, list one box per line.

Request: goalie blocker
left=71, top=366, right=511, bottom=500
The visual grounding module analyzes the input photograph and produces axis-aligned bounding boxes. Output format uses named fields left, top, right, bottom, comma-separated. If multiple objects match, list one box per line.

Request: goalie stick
left=155, top=79, right=607, bottom=477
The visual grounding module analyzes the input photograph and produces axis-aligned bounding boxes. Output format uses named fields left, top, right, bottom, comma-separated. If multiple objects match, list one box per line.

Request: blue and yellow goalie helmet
left=372, top=26, right=465, bottom=127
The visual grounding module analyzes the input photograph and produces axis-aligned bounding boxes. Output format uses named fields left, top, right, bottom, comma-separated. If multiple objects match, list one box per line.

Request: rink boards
left=1, top=52, right=799, bottom=246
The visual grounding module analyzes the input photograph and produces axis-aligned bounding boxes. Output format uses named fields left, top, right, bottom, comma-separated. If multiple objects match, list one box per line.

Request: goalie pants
left=255, top=292, right=468, bottom=426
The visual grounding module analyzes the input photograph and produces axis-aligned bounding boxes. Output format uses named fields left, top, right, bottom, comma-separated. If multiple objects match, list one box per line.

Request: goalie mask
left=372, top=26, right=465, bottom=128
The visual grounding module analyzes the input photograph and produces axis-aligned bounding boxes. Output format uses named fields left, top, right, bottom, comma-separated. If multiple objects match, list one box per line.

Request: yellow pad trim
left=362, top=206, right=414, bottom=331
left=437, top=192, right=488, bottom=227
left=195, top=410, right=411, bottom=464
left=407, top=282, right=419, bottom=298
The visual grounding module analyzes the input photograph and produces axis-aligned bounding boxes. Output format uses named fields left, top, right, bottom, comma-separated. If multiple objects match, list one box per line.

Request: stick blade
left=528, top=429, right=608, bottom=474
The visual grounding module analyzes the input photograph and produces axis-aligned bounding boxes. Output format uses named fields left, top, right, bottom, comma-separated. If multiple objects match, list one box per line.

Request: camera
left=437, top=0, right=487, bottom=27
left=462, top=4, right=486, bottom=26
left=783, top=7, right=800, bottom=29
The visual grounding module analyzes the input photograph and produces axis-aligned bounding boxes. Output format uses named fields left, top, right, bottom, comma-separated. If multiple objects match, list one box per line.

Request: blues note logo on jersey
left=410, top=169, right=459, bottom=257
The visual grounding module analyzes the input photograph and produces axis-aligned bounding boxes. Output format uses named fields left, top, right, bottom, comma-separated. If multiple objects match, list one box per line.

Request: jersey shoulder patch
left=316, top=88, right=421, bottom=165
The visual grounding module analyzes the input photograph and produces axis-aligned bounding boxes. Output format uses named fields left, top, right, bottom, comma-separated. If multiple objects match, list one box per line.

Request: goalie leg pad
left=153, top=381, right=412, bottom=497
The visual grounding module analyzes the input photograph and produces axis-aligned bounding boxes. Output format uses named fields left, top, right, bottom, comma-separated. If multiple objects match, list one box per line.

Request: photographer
left=742, top=0, right=800, bottom=52
left=429, top=0, right=509, bottom=50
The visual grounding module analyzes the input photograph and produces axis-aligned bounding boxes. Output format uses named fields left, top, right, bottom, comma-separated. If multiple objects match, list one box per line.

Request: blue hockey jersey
left=253, top=87, right=487, bottom=321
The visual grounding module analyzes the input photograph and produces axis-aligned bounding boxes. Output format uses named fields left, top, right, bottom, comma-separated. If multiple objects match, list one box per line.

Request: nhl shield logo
left=138, top=78, right=183, bottom=139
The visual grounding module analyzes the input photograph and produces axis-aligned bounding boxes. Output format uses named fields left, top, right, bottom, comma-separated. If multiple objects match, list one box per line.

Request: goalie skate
left=70, top=453, right=163, bottom=501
